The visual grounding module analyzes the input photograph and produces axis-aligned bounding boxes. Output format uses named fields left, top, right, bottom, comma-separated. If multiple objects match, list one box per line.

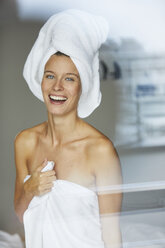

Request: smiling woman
left=14, top=9, right=123, bottom=248
left=41, top=52, right=82, bottom=116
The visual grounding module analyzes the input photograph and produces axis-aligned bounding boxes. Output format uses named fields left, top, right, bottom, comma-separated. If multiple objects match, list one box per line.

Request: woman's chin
left=48, top=109, right=66, bottom=116
left=46, top=102, right=66, bottom=114
left=46, top=106, right=69, bottom=116
left=45, top=101, right=78, bottom=117
left=47, top=107, right=77, bottom=117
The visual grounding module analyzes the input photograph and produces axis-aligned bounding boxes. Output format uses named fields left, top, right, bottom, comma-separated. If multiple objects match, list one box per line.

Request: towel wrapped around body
left=23, top=161, right=105, bottom=248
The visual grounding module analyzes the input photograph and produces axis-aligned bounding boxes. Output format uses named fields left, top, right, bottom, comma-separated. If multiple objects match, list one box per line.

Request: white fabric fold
left=23, top=161, right=105, bottom=248
left=0, top=230, right=24, bottom=248
left=23, top=9, right=109, bottom=118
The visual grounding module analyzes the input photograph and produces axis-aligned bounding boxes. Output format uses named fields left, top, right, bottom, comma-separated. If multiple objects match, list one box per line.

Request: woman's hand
left=24, top=159, right=56, bottom=197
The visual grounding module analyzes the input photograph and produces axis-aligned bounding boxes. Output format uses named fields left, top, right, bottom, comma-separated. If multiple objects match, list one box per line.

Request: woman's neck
left=45, top=112, right=83, bottom=147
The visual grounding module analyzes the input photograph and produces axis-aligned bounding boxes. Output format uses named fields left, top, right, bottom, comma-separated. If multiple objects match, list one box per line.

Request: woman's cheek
left=41, top=80, right=48, bottom=92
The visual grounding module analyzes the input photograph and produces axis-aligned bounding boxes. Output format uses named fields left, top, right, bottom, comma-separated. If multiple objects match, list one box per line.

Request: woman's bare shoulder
left=84, top=123, right=121, bottom=178
left=82, top=122, right=117, bottom=160
left=84, top=122, right=114, bottom=150
left=14, top=122, right=46, bottom=149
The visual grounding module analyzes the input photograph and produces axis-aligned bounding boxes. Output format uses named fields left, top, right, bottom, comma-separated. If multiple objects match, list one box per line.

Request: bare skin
left=14, top=54, right=123, bottom=247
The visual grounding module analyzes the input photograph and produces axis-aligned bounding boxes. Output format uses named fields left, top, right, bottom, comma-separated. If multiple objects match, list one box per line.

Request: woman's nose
left=53, top=79, right=64, bottom=91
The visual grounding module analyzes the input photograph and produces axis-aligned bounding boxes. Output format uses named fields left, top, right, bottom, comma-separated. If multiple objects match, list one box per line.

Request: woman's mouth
left=49, top=95, right=68, bottom=105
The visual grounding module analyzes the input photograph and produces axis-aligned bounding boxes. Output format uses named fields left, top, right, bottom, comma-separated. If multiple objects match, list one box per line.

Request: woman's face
left=41, top=54, right=82, bottom=116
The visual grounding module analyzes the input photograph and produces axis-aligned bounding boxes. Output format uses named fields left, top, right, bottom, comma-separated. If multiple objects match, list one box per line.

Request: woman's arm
left=94, top=139, right=123, bottom=248
left=14, top=130, right=56, bottom=223
left=14, top=130, right=35, bottom=223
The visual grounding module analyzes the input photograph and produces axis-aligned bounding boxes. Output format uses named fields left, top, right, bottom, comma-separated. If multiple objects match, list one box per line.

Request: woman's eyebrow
left=44, top=70, right=55, bottom=74
left=66, top=73, right=80, bottom=79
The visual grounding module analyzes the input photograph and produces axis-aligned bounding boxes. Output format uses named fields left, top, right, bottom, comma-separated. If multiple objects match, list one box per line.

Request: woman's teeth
left=49, top=95, right=67, bottom=101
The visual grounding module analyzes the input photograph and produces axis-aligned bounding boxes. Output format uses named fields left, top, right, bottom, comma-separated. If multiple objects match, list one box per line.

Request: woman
left=14, top=9, right=123, bottom=248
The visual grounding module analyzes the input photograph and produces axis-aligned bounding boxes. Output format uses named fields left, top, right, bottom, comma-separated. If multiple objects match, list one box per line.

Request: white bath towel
left=23, top=9, right=109, bottom=118
left=23, top=161, right=105, bottom=248
left=0, top=230, right=24, bottom=248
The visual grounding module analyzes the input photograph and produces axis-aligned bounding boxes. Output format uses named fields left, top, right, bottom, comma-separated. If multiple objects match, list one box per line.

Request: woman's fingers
left=39, top=175, right=56, bottom=184
left=29, top=159, right=57, bottom=196
left=37, top=182, right=55, bottom=196
left=52, top=175, right=57, bottom=181
left=40, top=170, right=56, bottom=177
left=39, top=188, right=52, bottom=196
left=36, top=158, right=48, bottom=172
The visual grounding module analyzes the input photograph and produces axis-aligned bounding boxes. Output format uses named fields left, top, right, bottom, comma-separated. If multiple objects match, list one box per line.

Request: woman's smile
left=49, top=94, right=68, bottom=105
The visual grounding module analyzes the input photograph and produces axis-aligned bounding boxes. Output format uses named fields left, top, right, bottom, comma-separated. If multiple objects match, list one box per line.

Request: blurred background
left=1, top=0, right=165, bottom=247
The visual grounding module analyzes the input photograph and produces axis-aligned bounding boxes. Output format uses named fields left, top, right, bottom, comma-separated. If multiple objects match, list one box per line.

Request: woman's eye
left=65, top=77, right=74, bottom=81
left=46, top=75, right=54, bottom=79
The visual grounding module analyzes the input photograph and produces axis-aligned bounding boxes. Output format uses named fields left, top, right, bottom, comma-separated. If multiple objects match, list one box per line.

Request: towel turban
left=23, top=9, right=109, bottom=118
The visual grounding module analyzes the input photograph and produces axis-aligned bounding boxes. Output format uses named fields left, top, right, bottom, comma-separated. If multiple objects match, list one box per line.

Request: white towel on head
left=23, top=9, right=109, bottom=118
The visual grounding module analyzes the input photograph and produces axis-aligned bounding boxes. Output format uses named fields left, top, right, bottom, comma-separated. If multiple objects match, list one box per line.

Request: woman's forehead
left=45, top=54, right=80, bottom=75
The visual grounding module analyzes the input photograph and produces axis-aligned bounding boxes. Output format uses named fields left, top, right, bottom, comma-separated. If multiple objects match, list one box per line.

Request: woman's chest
left=28, top=142, right=96, bottom=188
